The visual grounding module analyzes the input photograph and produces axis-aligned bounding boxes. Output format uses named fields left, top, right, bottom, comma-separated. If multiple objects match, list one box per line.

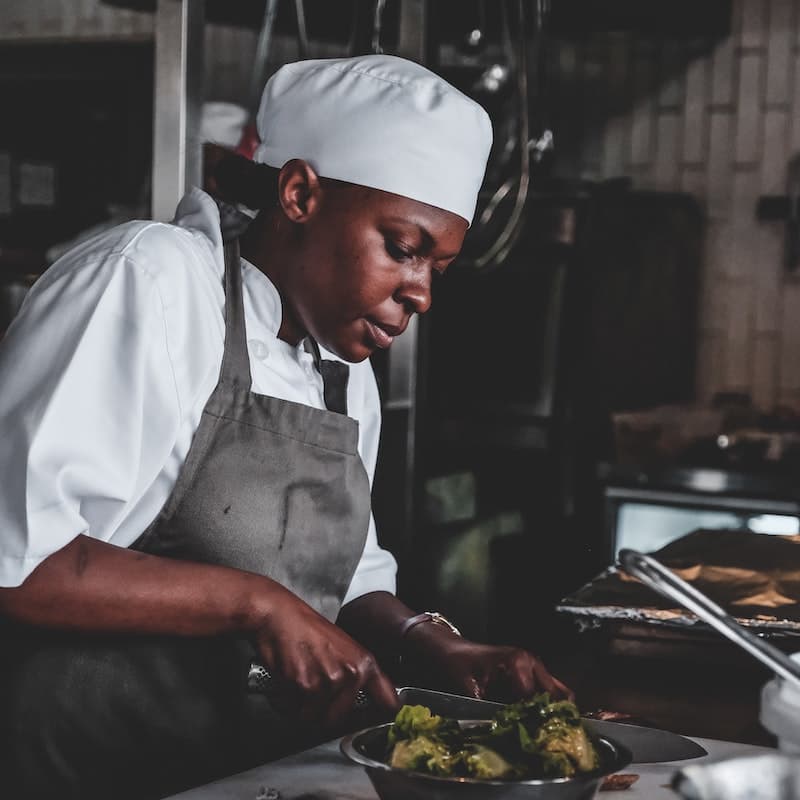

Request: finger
left=280, top=657, right=330, bottom=723
left=551, top=674, right=575, bottom=702
left=531, top=658, right=562, bottom=697
left=364, top=663, right=400, bottom=715
left=504, top=653, right=537, bottom=700
left=323, top=686, right=361, bottom=728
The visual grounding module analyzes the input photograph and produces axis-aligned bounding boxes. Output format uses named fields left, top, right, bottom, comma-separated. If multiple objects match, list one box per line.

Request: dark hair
left=210, top=152, right=279, bottom=209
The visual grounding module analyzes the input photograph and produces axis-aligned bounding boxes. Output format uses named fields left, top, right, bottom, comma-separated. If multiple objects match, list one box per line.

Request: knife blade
left=395, top=687, right=707, bottom=764
left=583, top=719, right=707, bottom=763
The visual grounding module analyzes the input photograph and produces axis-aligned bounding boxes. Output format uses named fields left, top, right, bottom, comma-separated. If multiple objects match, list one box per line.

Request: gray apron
left=1, top=241, right=372, bottom=800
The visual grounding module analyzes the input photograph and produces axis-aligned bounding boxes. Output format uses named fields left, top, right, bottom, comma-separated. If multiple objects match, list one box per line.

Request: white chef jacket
left=0, top=188, right=397, bottom=602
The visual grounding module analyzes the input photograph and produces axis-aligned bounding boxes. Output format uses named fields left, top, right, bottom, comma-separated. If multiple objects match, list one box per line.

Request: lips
left=364, top=318, right=406, bottom=349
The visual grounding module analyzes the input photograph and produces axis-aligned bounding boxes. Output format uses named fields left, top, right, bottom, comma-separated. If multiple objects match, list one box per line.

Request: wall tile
left=629, top=49, right=657, bottom=166
left=683, top=55, right=709, bottom=164
left=0, top=0, right=155, bottom=39
left=701, top=228, right=734, bottom=329
left=777, top=389, right=800, bottom=411
left=738, top=0, right=767, bottom=49
left=711, top=34, right=737, bottom=106
left=761, top=109, right=790, bottom=194
left=696, top=333, right=726, bottom=402
left=735, top=53, right=764, bottom=164
left=754, top=225, right=784, bottom=334
left=659, top=41, right=686, bottom=109
left=790, top=52, right=800, bottom=151
left=653, top=112, right=681, bottom=189
left=724, top=281, right=755, bottom=389
left=752, top=333, right=779, bottom=409
left=707, top=111, right=735, bottom=219
left=725, top=170, right=761, bottom=279
left=602, top=115, right=628, bottom=179
left=0, top=1, right=26, bottom=37
left=605, top=33, right=631, bottom=101
left=779, top=282, right=800, bottom=391
left=680, top=165, right=706, bottom=200
left=766, top=0, right=794, bottom=106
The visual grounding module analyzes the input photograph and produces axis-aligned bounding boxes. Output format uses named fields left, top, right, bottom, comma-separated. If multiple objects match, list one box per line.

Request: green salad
left=387, top=695, right=600, bottom=781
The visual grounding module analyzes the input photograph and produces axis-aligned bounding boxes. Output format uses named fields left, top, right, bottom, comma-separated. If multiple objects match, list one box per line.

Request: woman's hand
left=253, top=587, right=399, bottom=728
left=402, top=623, right=573, bottom=703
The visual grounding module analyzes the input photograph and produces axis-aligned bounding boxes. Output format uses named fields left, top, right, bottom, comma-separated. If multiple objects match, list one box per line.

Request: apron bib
left=1, top=241, right=371, bottom=799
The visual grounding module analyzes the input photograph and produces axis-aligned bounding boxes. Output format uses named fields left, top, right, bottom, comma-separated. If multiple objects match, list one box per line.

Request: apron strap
left=219, top=240, right=253, bottom=390
left=304, top=338, right=350, bottom=416
left=220, top=239, right=349, bottom=412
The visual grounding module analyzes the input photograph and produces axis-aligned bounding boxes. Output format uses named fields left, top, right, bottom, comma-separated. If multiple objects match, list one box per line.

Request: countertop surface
left=163, top=732, right=775, bottom=800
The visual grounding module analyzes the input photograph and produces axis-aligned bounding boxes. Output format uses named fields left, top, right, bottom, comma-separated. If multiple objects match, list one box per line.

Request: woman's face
left=280, top=177, right=469, bottom=363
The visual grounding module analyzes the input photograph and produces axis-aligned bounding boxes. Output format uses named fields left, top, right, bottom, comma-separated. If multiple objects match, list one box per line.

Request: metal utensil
left=618, top=548, right=800, bottom=689
left=397, top=687, right=705, bottom=764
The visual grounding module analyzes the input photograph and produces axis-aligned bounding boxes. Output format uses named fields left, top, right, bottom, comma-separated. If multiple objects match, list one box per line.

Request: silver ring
left=354, top=689, right=370, bottom=709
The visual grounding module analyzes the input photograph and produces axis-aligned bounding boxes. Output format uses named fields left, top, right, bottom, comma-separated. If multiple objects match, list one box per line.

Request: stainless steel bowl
left=340, top=722, right=632, bottom=800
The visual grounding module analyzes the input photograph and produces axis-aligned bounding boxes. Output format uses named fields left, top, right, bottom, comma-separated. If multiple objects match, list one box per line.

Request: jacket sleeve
left=0, top=247, right=181, bottom=587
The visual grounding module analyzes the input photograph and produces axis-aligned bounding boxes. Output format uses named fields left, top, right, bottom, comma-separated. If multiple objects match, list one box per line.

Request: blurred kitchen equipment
left=341, top=722, right=631, bottom=800
left=760, top=652, right=800, bottom=753
left=618, top=549, right=800, bottom=689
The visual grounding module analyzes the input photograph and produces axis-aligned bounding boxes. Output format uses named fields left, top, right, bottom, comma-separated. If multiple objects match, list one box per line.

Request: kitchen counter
left=164, top=733, right=775, bottom=800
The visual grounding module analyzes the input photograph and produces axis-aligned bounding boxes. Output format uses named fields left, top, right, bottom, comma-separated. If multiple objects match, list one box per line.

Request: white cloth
left=254, top=55, right=493, bottom=224
left=674, top=754, right=800, bottom=800
left=0, top=188, right=397, bottom=602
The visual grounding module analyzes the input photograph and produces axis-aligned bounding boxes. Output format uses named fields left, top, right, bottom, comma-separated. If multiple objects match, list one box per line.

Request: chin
left=318, top=337, right=373, bottom=364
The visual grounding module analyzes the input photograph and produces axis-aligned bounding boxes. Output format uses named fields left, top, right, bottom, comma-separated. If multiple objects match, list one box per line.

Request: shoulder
left=32, top=189, right=225, bottom=314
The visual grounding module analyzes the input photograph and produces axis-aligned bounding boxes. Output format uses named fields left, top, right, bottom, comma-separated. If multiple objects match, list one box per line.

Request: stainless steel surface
left=396, top=687, right=705, bottom=764
left=619, top=548, right=800, bottom=688
left=248, top=0, right=280, bottom=110
left=384, top=313, right=418, bottom=411
left=151, top=0, right=204, bottom=222
left=372, top=0, right=388, bottom=54
left=396, top=0, right=428, bottom=61
left=340, top=722, right=632, bottom=800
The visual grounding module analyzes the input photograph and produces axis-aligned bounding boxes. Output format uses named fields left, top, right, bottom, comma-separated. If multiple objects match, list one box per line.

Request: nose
left=394, top=264, right=432, bottom=315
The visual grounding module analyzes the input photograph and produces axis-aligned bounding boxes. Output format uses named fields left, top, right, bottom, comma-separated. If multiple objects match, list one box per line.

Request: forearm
left=0, top=534, right=287, bottom=638
left=337, top=591, right=459, bottom=678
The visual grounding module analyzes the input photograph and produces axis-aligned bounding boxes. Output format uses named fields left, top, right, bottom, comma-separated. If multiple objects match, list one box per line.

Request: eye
left=384, top=238, right=414, bottom=262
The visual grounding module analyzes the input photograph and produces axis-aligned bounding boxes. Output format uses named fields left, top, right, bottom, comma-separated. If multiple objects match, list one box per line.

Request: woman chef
left=0, top=55, right=570, bottom=800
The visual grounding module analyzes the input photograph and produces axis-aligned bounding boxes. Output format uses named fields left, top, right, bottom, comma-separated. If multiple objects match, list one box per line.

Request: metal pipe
left=151, top=0, right=204, bottom=222
left=249, top=0, right=280, bottom=111
left=294, top=0, right=309, bottom=59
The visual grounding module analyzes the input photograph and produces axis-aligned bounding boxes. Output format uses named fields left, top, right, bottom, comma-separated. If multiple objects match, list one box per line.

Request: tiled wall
left=550, top=0, right=800, bottom=411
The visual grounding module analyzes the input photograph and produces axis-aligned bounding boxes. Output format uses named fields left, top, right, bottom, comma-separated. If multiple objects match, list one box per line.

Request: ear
left=277, top=159, right=322, bottom=223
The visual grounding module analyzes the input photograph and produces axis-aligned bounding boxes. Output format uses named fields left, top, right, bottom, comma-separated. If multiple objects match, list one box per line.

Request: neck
left=239, top=212, right=307, bottom=346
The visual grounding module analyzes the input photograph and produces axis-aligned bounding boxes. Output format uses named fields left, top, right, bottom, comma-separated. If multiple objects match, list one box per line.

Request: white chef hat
left=254, top=55, right=493, bottom=224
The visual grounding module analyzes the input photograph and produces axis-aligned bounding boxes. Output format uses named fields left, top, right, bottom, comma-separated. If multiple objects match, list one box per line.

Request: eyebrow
left=383, top=217, right=461, bottom=261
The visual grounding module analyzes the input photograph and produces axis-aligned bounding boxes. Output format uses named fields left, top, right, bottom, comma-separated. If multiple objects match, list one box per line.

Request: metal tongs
left=618, top=548, right=800, bottom=689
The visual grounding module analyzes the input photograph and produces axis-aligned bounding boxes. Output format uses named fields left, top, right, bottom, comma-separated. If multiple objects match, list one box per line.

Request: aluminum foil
left=558, top=529, right=800, bottom=635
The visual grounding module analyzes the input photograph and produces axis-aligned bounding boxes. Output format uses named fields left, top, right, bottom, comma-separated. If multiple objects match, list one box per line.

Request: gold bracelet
left=399, top=611, right=462, bottom=639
